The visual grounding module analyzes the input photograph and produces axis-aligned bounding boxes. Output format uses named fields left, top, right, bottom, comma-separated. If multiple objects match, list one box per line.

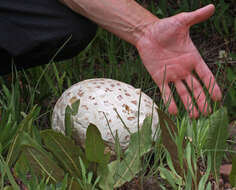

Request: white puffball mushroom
left=52, top=78, right=159, bottom=150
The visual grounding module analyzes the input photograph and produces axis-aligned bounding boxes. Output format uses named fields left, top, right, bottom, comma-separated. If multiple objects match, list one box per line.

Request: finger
left=159, top=83, right=178, bottom=115
left=184, top=4, right=215, bottom=26
left=195, top=58, right=222, bottom=101
left=175, top=80, right=199, bottom=118
left=185, top=75, right=211, bottom=115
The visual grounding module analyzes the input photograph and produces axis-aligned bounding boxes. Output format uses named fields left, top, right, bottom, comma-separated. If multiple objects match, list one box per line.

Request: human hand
left=136, top=4, right=222, bottom=118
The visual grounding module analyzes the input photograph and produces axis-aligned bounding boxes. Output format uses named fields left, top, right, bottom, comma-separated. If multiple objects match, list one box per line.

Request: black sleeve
left=0, top=18, right=37, bottom=56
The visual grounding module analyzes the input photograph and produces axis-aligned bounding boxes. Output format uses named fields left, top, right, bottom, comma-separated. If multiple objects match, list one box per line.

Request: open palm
left=136, top=5, right=222, bottom=118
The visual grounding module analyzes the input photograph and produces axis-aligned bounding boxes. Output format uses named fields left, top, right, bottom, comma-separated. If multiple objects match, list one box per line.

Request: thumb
left=184, top=4, right=215, bottom=26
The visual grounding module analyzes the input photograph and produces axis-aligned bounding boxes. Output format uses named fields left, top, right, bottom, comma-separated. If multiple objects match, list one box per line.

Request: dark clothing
left=0, top=0, right=97, bottom=75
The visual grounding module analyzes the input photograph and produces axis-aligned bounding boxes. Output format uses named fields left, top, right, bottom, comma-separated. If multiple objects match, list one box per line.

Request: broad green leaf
left=230, top=156, right=236, bottom=187
left=41, top=129, right=85, bottom=178
left=22, top=144, right=65, bottom=183
left=85, top=124, right=110, bottom=164
left=177, top=117, right=188, bottom=168
left=98, top=163, right=115, bottom=190
left=65, top=99, right=80, bottom=137
left=165, top=151, right=178, bottom=178
left=113, top=151, right=141, bottom=188
left=11, top=131, right=48, bottom=170
left=126, top=116, right=153, bottom=155
left=14, top=132, right=67, bottom=186
left=31, top=124, right=43, bottom=146
left=198, top=154, right=212, bottom=190
left=165, top=151, right=183, bottom=186
left=204, top=108, right=229, bottom=179
left=114, top=132, right=122, bottom=161
left=71, top=99, right=80, bottom=116
left=6, top=106, right=39, bottom=167
left=112, top=116, right=153, bottom=188
left=14, top=153, right=30, bottom=177
left=65, top=105, right=73, bottom=137
left=159, top=167, right=177, bottom=190
left=185, top=143, right=194, bottom=180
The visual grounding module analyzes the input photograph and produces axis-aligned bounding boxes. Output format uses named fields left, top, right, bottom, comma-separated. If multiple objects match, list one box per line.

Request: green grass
left=0, top=0, right=235, bottom=189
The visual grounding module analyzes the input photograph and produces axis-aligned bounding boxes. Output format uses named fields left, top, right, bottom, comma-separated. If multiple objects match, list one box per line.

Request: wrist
left=135, top=17, right=160, bottom=53
left=132, top=15, right=159, bottom=47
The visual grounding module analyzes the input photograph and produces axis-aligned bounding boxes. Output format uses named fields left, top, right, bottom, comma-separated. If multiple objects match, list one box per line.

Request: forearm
left=59, top=0, right=158, bottom=46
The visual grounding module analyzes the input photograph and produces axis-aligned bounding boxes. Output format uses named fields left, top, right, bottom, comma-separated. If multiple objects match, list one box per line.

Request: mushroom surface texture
left=52, top=78, right=159, bottom=150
